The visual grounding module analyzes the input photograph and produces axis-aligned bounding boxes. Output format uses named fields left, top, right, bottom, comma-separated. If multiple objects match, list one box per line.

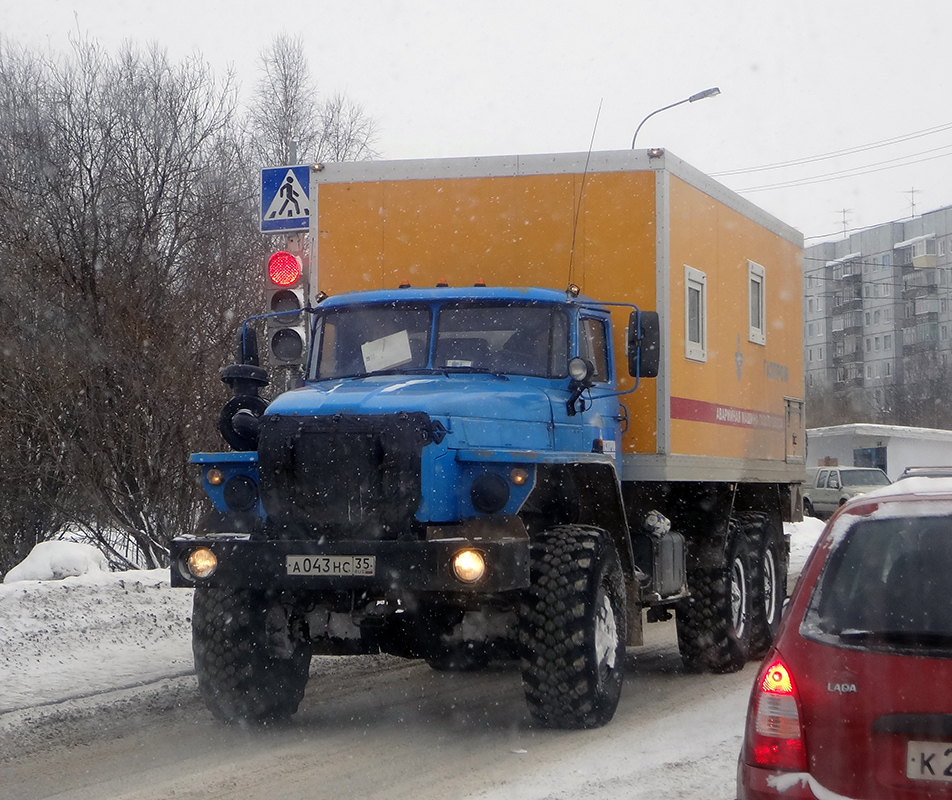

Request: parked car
left=802, top=466, right=891, bottom=518
left=897, top=466, right=952, bottom=481
left=737, top=477, right=952, bottom=800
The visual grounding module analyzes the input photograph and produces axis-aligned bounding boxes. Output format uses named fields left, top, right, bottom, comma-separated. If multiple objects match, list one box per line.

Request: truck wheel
left=192, top=587, right=311, bottom=724
left=746, top=515, right=787, bottom=659
left=518, top=525, right=626, bottom=729
left=676, top=526, right=751, bottom=674
left=803, top=498, right=815, bottom=517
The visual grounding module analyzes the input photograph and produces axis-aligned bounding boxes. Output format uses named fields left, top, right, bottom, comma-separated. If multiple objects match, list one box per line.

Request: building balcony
left=832, top=349, right=864, bottom=366
left=832, top=298, right=864, bottom=315
left=901, top=311, right=938, bottom=328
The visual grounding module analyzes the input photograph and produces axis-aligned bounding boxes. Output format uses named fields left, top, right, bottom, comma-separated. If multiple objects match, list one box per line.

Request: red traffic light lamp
left=267, top=251, right=302, bottom=287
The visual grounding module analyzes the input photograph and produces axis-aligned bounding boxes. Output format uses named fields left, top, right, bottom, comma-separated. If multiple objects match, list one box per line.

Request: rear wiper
left=837, top=629, right=952, bottom=647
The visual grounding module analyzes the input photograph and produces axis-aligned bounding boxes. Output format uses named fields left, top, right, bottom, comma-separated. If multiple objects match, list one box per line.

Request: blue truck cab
left=170, top=284, right=661, bottom=728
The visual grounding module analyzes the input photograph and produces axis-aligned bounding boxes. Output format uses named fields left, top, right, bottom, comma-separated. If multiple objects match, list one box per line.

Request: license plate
left=286, top=555, right=376, bottom=577
left=907, top=740, right=952, bottom=782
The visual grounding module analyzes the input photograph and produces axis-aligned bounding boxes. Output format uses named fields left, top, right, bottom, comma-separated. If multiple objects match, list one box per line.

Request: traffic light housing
left=265, top=241, right=308, bottom=367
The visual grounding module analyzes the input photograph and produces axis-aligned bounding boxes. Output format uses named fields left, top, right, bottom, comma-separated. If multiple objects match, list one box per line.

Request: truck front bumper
left=169, top=534, right=530, bottom=594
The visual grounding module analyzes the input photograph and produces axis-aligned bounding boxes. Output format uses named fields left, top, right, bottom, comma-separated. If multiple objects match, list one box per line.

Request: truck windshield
left=310, top=301, right=568, bottom=379
left=311, top=303, right=432, bottom=379
left=840, top=469, right=891, bottom=487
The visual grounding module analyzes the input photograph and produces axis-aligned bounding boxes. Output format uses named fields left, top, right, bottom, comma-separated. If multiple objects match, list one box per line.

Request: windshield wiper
left=440, top=366, right=509, bottom=380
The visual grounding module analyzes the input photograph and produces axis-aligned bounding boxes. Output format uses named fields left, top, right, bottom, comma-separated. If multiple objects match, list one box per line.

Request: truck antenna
left=568, top=99, right=602, bottom=288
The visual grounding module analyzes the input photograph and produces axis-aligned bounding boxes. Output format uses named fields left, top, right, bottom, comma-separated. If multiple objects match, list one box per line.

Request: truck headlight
left=452, top=549, right=487, bottom=583
left=186, top=547, right=218, bottom=579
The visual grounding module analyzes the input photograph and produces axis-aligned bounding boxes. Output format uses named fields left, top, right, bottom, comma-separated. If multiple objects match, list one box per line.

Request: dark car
left=737, top=476, right=952, bottom=799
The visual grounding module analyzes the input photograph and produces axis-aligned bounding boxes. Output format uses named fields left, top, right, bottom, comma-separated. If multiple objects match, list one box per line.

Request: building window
left=885, top=361, right=892, bottom=377
left=807, top=322, right=815, bottom=338
left=875, top=336, right=881, bottom=351
left=819, top=349, right=824, bottom=361
left=874, top=309, right=881, bottom=324
left=808, top=298, right=814, bottom=313
left=685, top=265, right=707, bottom=362
left=748, top=260, right=766, bottom=345
left=865, top=311, right=872, bottom=325
left=884, top=333, right=892, bottom=350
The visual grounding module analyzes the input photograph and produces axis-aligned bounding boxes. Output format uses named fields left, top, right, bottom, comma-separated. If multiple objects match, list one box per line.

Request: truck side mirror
left=628, top=310, right=660, bottom=379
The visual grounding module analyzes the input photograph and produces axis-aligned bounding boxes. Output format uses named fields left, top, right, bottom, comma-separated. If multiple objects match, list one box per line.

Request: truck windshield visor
left=435, top=303, right=568, bottom=377
left=311, top=303, right=432, bottom=379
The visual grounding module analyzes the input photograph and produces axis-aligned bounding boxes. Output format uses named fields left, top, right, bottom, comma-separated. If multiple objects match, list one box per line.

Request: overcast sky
left=4, top=0, right=952, bottom=241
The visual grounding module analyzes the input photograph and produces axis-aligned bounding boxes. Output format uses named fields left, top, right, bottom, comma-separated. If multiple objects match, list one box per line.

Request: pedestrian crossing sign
left=261, top=166, right=311, bottom=232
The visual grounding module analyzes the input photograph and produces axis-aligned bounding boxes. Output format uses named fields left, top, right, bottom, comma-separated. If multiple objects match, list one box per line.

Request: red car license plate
left=907, top=740, right=952, bottom=783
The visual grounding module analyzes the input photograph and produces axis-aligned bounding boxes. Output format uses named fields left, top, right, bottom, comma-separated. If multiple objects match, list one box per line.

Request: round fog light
left=206, top=468, right=224, bottom=487
left=186, top=547, right=218, bottom=579
left=452, top=549, right=487, bottom=583
left=471, top=472, right=510, bottom=513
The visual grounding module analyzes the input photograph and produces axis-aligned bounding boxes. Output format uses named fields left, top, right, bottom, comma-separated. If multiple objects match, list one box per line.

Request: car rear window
left=802, top=514, right=952, bottom=655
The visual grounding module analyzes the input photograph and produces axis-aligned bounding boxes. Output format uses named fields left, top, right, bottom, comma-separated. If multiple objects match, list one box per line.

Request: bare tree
left=245, top=34, right=378, bottom=166
left=315, top=92, right=379, bottom=162
left=0, top=37, right=264, bottom=571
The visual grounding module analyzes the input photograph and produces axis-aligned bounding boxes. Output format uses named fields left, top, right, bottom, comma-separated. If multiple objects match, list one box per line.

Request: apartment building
left=804, top=206, right=952, bottom=426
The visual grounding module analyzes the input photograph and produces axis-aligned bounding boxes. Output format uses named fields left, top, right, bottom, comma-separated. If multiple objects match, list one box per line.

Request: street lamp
left=631, top=87, right=721, bottom=149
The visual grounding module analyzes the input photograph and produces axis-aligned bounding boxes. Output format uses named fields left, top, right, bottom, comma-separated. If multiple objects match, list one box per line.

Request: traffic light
left=265, top=240, right=308, bottom=367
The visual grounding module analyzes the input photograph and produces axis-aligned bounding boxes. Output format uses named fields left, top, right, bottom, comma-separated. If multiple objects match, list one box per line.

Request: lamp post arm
left=630, top=87, right=720, bottom=149
left=631, top=99, right=688, bottom=149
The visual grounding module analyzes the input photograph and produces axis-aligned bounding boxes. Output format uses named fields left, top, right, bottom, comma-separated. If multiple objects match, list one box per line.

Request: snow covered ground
left=0, top=519, right=826, bottom=794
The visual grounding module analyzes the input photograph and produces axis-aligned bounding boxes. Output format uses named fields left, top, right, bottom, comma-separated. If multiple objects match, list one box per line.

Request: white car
left=803, top=466, right=891, bottom=519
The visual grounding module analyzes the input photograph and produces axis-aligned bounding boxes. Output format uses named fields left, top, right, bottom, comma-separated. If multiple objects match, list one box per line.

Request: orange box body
left=309, top=150, right=804, bottom=484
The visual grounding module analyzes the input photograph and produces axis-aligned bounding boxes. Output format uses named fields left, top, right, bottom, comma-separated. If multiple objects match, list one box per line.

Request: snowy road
left=1, top=620, right=756, bottom=800
left=0, top=519, right=823, bottom=799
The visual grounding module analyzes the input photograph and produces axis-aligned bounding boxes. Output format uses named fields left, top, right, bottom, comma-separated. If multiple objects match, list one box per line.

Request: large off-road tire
left=192, top=587, right=311, bottom=724
left=676, top=525, right=752, bottom=674
left=745, top=514, right=787, bottom=659
left=518, top=525, right=626, bottom=729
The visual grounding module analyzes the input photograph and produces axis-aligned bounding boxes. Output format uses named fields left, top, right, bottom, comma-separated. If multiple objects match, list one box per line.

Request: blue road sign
left=261, top=166, right=311, bottom=232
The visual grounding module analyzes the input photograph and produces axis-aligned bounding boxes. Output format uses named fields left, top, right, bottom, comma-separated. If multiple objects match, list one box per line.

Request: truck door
left=552, top=313, right=621, bottom=465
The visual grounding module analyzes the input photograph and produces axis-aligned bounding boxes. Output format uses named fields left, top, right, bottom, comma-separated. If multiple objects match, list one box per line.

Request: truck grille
left=258, top=412, right=435, bottom=540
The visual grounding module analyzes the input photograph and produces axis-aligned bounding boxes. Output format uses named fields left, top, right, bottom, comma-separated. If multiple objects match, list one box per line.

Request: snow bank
left=0, top=567, right=194, bottom=713
left=3, top=540, right=110, bottom=584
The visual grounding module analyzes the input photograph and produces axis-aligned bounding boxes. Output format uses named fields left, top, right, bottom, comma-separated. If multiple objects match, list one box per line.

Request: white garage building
left=807, top=423, right=952, bottom=481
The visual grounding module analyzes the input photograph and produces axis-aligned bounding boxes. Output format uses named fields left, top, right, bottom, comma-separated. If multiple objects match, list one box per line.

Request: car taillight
left=746, top=658, right=807, bottom=772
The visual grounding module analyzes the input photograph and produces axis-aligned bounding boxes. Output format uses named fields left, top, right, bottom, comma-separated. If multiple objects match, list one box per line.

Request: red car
left=738, top=477, right=952, bottom=799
